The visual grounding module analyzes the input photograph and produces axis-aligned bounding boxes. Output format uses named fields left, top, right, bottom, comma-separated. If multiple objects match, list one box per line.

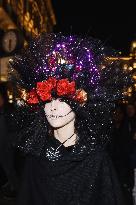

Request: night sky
left=52, top=1, right=136, bottom=55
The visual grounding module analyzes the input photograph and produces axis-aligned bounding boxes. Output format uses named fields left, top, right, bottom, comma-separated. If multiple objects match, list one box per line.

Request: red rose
left=68, top=81, right=76, bottom=94
left=36, top=81, right=52, bottom=101
left=57, top=79, right=76, bottom=96
left=47, top=77, right=57, bottom=89
left=27, top=89, right=39, bottom=104
left=57, top=79, right=69, bottom=96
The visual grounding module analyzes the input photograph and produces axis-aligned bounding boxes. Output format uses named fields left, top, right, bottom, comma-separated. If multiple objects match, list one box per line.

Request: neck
left=54, top=119, right=77, bottom=147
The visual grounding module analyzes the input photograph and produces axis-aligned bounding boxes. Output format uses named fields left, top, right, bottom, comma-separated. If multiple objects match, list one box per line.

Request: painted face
left=44, top=99, right=75, bottom=128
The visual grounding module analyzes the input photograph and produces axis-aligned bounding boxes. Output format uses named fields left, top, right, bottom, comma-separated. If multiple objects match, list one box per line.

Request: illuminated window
left=133, top=73, right=136, bottom=80
left=128, top=66, right=133, bottom=71
left=132, top=41, right=136, bottom=49
left=133, top=62, right=136, bottom=68
left=123, top=64, right=128, bottom=70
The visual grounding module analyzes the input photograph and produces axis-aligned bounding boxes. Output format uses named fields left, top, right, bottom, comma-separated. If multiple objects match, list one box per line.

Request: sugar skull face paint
left=44, top=99, right=75, bottom=128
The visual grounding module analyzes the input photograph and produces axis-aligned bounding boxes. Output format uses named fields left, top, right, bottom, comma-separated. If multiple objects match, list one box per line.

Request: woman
left=9, top=33, right=132, bottom=205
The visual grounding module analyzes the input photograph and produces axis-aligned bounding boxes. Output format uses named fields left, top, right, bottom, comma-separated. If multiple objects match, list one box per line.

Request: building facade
left=0, top=0, right=56, bottom=82
left=0, top=0, right=56, bottom=103
left=108, top=41, right=136, bottom=99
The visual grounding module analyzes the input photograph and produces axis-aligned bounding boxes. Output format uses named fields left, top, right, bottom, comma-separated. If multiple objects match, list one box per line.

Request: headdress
left=9, top=33, right=132, bottom=157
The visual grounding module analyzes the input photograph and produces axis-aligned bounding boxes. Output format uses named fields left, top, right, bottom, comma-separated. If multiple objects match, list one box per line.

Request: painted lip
left=46, top=110, right=72, bottom=119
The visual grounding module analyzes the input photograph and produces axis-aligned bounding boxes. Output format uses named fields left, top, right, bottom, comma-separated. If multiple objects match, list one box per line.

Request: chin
left=49, top=120, right=66, bottom=128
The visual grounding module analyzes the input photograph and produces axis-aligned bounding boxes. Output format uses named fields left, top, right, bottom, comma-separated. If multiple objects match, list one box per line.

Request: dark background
left=52, top=0, right=136, bottom=55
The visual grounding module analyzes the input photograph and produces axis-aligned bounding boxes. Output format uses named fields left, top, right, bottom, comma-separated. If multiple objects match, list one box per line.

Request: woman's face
left=44, top=99, right=75, bottom=128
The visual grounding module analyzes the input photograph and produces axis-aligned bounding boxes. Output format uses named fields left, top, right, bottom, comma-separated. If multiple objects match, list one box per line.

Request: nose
left=50, top=99, right=57, bottom=111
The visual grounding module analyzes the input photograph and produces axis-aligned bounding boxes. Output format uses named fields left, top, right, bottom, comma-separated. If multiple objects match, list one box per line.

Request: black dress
left=17, top=134, right=125, bottom=205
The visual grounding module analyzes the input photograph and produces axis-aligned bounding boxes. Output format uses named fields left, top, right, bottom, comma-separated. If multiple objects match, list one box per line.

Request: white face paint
left=44, top=99, right=75, bottom=128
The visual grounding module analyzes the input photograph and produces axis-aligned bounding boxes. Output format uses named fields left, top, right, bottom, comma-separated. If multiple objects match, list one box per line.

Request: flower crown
left=24, top=77, right=87, bottom=104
